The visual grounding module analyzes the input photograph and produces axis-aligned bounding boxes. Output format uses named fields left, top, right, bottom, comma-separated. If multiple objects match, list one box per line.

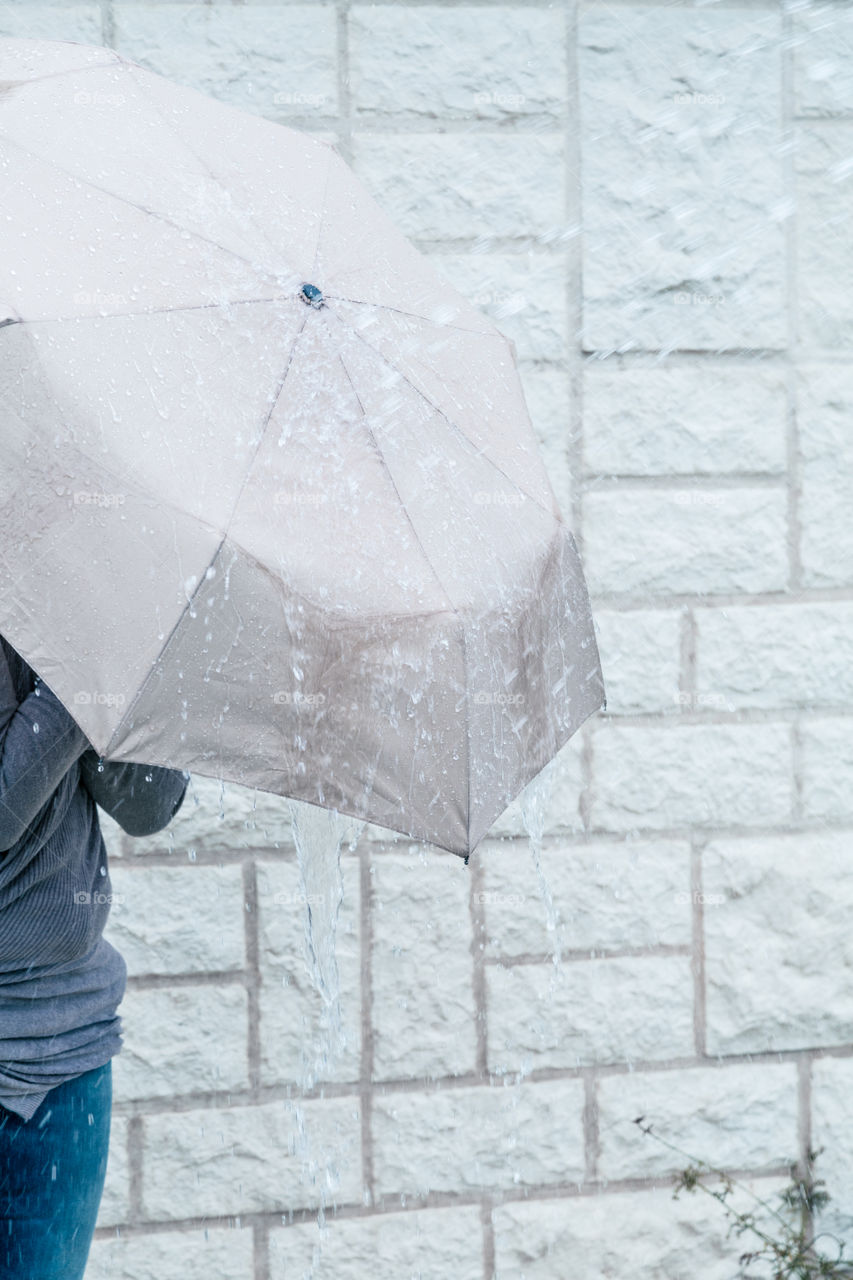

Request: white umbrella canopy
left=0, top=37, right=606, bottom=858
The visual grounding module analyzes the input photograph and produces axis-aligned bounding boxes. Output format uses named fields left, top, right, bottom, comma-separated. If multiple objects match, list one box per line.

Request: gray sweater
left=0, top=635, right=189, bottom=1120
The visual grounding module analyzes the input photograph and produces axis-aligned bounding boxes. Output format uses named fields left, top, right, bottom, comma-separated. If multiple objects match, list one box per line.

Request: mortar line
left=481, top=1199, right=496, bottom=1280
left=253, top=1218, right=270, bottom=1280
left=469, top=853, right=490, bottom=1076
left=690, top=840, right=707, bottom=1059
left=336, top=0, right=352, bottom=164
left=359, top=844, right=376, bottom=1207
left=127, top=1113, right=145, bottom=1225
left=583, top=1068, right=599, bottom=1182
left=680, top=605, right=697, bottom=713
left=781, top=3, right=803, bottom=600
left=100, top=0, right=115, bottom=47
left=243, top=860, right=262, bottom=1094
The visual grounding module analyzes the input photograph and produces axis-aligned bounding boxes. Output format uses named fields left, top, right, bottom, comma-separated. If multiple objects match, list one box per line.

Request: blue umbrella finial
left=300, top=283, right=325, bottom=308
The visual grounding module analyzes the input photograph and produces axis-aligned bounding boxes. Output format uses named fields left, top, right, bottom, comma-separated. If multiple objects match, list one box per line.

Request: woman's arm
left=0, top=651, right=92, bottom=851
left=78, top=750, right=190, bottom=838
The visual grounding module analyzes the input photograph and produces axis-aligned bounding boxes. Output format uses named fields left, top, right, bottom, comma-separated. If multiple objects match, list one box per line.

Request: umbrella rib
left=2, top=297, right=294, bottom=326
left=122, top=60, right=299, bottom=281
left=325, top=293, right=493, bottom=337
left=337, top=318, right=555, bottom=520
left=0, top=131, right=288, bottom=294
left=335, top=350, right=461, bottom=621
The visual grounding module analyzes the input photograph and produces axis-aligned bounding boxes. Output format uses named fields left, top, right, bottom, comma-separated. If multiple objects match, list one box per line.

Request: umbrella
left=0, top=36, right=606, bottom=859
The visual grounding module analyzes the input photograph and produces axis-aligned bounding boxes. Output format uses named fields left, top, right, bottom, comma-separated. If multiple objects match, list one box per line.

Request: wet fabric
left=0, top=636, right=189, bottom=1119
left=0, top=1059, right=111, bottom=1279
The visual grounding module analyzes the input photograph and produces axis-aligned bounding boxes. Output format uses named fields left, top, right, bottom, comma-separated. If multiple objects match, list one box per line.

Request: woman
left=0, top=633, right=189, bottom=1279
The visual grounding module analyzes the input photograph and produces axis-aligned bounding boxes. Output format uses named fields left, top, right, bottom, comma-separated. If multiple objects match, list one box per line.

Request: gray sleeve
left=78, top=750, right=190, bottom=838
left=0, top=654, right=92, bottom=852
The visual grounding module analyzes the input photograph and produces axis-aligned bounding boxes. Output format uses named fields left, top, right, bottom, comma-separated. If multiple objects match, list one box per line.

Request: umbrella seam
left=335, top=348, right=461, bottom=622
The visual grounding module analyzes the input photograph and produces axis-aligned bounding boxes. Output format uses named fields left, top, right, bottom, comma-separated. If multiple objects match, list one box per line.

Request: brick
left=370, top=851, right=477, bottom=1081
left=696, top=602, right=853, bottom=710
left=596, top=1062, right=799, bottom=1180
left=583, top=365, right=787, bottom=476
left=796, top=124, right=853, bottom=348
left=269, top=1205, right=483, bottom=1280
left=430, top=252, right=569, bottom=361
left=478, top=838, right=691, bottom=959
left=484, top=735, right=585, bottom=840
left=518, top=365, right=575, bottom=523
left=87, top=1226, right=254, bottom=1280
left=801, top=717, right=853, bottom=822
left=256, top=857, right=362, bottom=1086
left=351, top=134, right=566, bottom=241
left=350, top=6, right=567, bottom=120
left=142, top=1097, right=362, bottom=1218
left=113, top=983, right=249, bottom=1100
left=492, top=1179, right=790, bottom=1280
left=579, top=8, right=786, bottom=350
left=798, top=364, right=853, bottom=585
left=704, top=832, right=853, bottom=1054
left=583, top=488, right=789, bottom=596
left=0, top=4, right=101, bottom=42
left=487, top=954, right=694, bottom=1073
left=594, top=608, right=682, bottom=714
left=122, top=774, right=295, bottom=857
left=95, top=1115, right=131, bottom=1228
left=113, top=3, right=338, bottom=117
left=811, top=1057, right=853, bottom=1257
left=372, top=1079, right=586, bottom=1196
left=104, top=864, right=246, bottom=974
left=793, top=9, right=853, bottom=116
left=591, top=722, right=793, bottom=832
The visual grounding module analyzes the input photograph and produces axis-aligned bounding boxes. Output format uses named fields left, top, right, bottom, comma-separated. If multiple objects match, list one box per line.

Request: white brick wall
left=3, top=1, right=852, bottom=1275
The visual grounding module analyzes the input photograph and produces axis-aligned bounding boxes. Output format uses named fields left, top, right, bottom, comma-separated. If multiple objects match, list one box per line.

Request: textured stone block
left=113, top=983, right=249, bottom=1100
left=104, top=863, right=246, bottom=974
left=811, top=1057, right=853, bottom=1256
left=370, top=851, right=476, bottom=1081
left=478, top=838, right=691, bottom=959
left=596, top=1062, right=799, bottom=1179
left=801, top=717, right=853, bottom=823
left=431, top=252, right=569, bottom=361
left=492, top=1179, right=790, bottom=1280
left=583, top=365, right=787, bottom=475
left=793, top=9, right=853, bottom=116
left=142, top=1097, right=362, bottom=1218
left=704, top=833, right=853, bottom=1054
left=256, top=857, right=361, bottom=1086
left=351, top=134, right=566, bottom=241
left=372, top=1078, right=586, bottom=1196
left=87, top=1226, right=254, bottom=1280
left=579, top=8, right=786, bottom=350
left=0, top=4, right=101, bottom=41
left=796, top=125, right=853, bottom=348
left=269, top=1205, right=483, bottom=1280
left=487, top=954, right=694, bottom=1073
left=113, top=4, right=338, bottom=117
left=484, top=734, right=585, bottom=840
left=798, top=364, right=853, bottom=585
left=583, top=488, right=789, bottom=596
left=594, top=608, right=682, bottom=714
left=592, top=722, right=792, bottom=832
left=350, top=6, right=566, bottom=120
left=696, top=602, right=853, bottom=709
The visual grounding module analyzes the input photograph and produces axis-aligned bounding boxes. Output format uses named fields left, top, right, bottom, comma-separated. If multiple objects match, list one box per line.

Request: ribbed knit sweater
left=0, top=635, right=189, bottom=1120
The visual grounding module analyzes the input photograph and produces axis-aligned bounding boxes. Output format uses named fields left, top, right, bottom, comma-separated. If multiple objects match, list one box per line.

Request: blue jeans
left=0, top=1061, right=112, bottom=1280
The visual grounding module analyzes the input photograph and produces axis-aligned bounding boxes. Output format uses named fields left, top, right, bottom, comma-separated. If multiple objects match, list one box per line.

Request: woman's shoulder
left=0, top=634, right=35, bottom=701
